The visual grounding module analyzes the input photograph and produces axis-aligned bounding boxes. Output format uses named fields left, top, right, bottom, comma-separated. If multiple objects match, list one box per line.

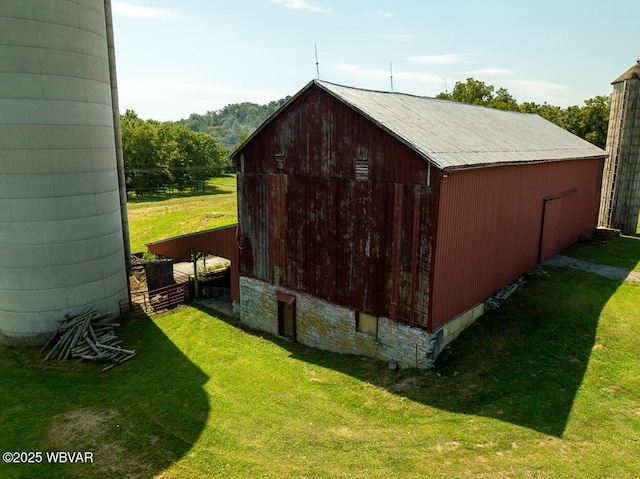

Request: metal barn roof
left=314, top=80, right=607, bottom=171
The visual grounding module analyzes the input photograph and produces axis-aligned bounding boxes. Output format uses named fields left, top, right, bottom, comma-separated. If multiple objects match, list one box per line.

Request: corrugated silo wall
left=0, top=0, right=128, bottom=345
left=430, top=158, right=604, bottom=331
left=599, top=80, right=640, bottom=234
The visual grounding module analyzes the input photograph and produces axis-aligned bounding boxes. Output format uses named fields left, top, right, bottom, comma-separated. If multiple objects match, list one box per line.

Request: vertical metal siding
left=237, top=86, right=434, bottom=327
left=267, top=173, right=286, bottom=285
left=430, top=158, right=604, bottom=330
left=238, top=172, right=267, bottom=278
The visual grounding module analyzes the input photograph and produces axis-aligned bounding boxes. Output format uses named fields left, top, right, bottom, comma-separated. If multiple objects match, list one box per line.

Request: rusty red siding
left=146, top=224, right=240, bottom=301
left=236, top=81, right=605, bottom=334
left=429, top=158, right=604, bottom=330
left=237, top=86, right=436, bottom=327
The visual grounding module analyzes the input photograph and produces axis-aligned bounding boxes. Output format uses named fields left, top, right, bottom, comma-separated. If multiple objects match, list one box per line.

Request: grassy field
left=564, top=234, right=640, bottom=272
left=1, top=253, right=640, bottom=477
left=126, top=175, right=238, bottom=253
left=1, top=182, right=639, bottom=477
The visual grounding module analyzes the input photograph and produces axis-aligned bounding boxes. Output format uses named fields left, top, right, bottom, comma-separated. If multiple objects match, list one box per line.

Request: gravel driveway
left=543, top=255, right=640, bottom=283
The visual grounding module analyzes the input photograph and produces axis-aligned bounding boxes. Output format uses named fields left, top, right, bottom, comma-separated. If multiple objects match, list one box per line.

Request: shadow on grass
left=0, top=314, right=209, bottom=479
left=199, top=267, right=621, bottom=438
left=127, top=175, right=236, bottom=204
left=415, top=267, right=618, bottom=437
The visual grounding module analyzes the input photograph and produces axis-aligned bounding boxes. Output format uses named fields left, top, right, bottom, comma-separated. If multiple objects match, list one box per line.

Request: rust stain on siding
left=237, top=87, right=433, bottom=327
left=235, top=81, right=603, bottom=335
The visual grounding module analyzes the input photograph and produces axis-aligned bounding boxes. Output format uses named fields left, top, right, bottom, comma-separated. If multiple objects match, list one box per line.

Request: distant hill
left=177, top=98, right=290, bottom=150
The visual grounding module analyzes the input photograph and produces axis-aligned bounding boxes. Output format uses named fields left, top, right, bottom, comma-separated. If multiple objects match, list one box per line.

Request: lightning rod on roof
left=390, top=61, right=394, bottom=92
left=315, top=43, right=320, bottom=79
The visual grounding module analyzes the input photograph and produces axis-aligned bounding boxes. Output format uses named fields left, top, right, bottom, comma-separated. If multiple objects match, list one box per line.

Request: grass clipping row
left=41, top=307, right=136, bottom=372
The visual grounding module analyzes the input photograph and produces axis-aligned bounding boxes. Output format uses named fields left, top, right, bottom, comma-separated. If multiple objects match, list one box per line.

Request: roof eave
left=230, top=80, right=318, bottom=159
left=145, top=223, right=239, bottom=247
left=440, top=153, right=609, bottom=173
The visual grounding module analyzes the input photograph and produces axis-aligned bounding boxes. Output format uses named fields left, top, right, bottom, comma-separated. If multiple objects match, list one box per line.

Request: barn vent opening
left=354, top=158, right=369, bottom=179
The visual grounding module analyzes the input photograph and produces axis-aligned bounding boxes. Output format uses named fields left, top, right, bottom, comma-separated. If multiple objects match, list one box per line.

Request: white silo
left=0, top=0, right=129, bottom=345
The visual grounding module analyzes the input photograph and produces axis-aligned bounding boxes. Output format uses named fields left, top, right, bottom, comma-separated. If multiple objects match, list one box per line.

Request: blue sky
left=111, top=0, right=640, bottom=121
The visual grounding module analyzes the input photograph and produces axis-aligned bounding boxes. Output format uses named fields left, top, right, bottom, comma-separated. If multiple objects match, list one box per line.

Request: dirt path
left=543, top=255, right=640, bottom=283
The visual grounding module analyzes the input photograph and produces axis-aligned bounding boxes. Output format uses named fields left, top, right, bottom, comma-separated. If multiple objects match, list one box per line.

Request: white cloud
left=467, top=68, right=514, bottom=76
left=272, top=0, right=331, bottom=14
left=369, top=11, right=394, bottom=19
left=502, top=79, right=570, bottom=106
left=409, top=53, right=474, bottom=65
left=118, top=82, right=285, bottom=121
left=331, top=63, right=443, bottom=84
left=112, top=1, right=179, bottom=20
left=382, top=33, right=412, bottom=40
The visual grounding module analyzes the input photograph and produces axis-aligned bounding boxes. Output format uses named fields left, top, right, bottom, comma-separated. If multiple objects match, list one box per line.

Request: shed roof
left=234, top=80, right=607, bottom=171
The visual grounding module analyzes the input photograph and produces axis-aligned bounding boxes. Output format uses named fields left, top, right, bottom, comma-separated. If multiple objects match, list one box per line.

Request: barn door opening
left=277, top=292, right=296, bottom=340
left=539, top=196, right=563, bottom=263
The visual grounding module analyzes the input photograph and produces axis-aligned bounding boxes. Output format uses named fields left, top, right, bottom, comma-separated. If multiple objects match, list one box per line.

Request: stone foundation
left=239, top=277, right=441, bottom=368
left=432, top=302, right=485, bottom=358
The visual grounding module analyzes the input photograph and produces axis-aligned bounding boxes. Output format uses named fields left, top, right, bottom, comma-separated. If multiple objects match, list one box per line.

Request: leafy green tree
left=438, top=78, right=495, bottom=106
left=488, top=87, right=519, bottom=111
left=121, top=110, right=163, bottom=194
left=231, top=131, right=251, bottom=153
left=519, top=102, right=565, bottom=126
left=121, top=111, right=229, bottom=194
left=577, top=95, right=611, bottom=149
left=177, top=97, right=290, bottom=149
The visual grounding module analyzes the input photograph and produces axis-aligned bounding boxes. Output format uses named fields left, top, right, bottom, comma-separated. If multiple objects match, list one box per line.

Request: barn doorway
left=539, top=195, right=563, bottom=263
left=277, top=292, right=296, bottom=340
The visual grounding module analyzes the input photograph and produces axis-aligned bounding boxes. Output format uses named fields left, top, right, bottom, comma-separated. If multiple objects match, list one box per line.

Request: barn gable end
left=237, top=85, right=436, bottom=328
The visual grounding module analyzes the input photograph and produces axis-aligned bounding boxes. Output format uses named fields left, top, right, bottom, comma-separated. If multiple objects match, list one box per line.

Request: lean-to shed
left=232, top=80, right=607, bottom=368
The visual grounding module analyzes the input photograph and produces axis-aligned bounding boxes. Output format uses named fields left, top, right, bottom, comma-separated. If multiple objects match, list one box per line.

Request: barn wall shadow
left=205, top=262, right=623, bottom=438
left=127, top=175, right=235, bottom=204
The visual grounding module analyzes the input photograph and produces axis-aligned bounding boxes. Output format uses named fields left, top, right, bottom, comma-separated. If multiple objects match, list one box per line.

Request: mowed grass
left=126, top=175, right=238, bottom=253
left=564, top=234, right=640, bottom=272
left=2, top=183, right=639, bottom=477
left=1, top=267, right=639, bottom=477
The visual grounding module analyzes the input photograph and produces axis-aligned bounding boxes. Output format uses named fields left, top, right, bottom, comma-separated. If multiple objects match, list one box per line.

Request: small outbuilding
left=232, top=80, right=607, bottom=368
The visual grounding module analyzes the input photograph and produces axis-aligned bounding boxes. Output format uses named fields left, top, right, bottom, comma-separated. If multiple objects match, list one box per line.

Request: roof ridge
left=315, top=79, right=538, bottom=115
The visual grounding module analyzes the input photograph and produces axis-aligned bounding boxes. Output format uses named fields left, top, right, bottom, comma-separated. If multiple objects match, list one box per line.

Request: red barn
left=232, top=80, right=606, bottom=368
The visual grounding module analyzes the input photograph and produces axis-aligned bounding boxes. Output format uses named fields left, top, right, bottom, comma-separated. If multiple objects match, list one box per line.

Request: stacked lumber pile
left=41, top=308, right=136, bottom=372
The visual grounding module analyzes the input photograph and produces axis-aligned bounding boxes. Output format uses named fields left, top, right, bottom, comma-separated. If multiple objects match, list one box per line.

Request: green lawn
left=126, top=175, right=238, bottom=253
left=2, top=183, right=639, bottom=477
left=1, top=265, right=639, bottom=477
left=564, top=234, right=640, bottom=272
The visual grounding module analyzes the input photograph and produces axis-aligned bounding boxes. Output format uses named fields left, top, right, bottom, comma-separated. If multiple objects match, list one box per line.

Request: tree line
left=121, top=78, right=610, bottom=194
left=121, top=110, right=229, bottom=195
left=177, top=98, right=290, bottom=150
